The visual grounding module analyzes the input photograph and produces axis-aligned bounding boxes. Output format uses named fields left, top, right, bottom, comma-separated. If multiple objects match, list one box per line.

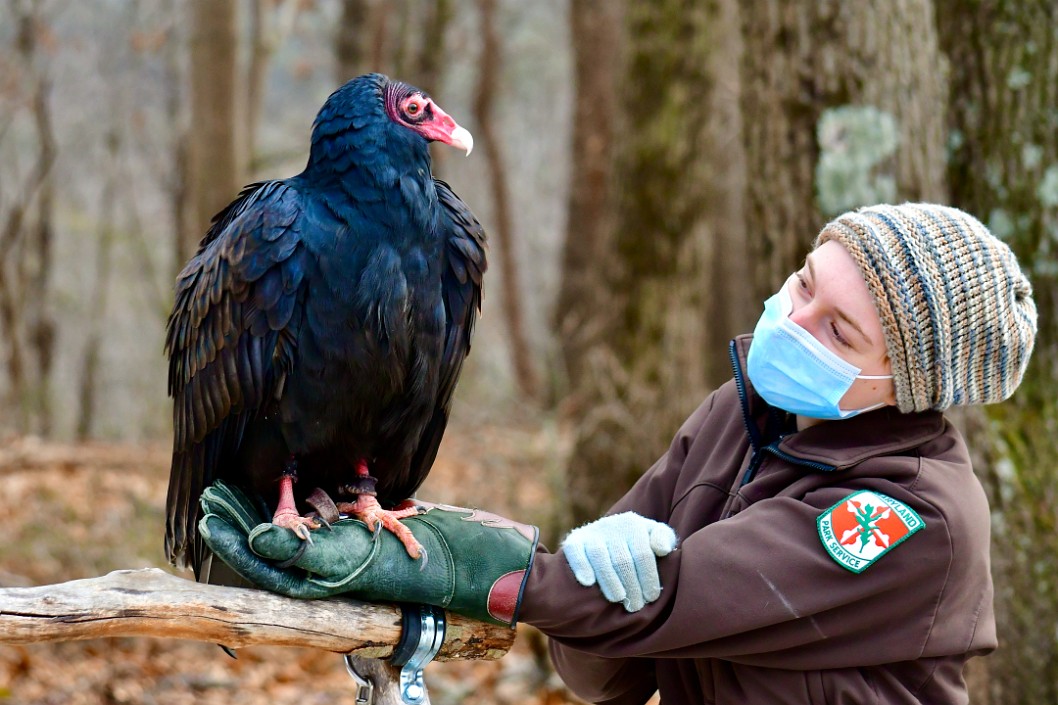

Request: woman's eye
left=795, top=273, right=810, bottom=293
left=830, top=322, right=852, bottom=348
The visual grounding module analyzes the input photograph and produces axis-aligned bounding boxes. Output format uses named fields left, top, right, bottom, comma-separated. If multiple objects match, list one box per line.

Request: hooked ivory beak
left=449, top=126, right=474, bottom=156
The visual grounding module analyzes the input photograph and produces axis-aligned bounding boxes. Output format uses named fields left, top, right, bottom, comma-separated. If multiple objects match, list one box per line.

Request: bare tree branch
left=0, top=568, right=514, bottom=661
left=1, top=569, right=513, bottom=705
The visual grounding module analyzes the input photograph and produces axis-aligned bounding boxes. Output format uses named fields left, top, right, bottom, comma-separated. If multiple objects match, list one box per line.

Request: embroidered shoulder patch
left=817, top=490, right=924, bottom=573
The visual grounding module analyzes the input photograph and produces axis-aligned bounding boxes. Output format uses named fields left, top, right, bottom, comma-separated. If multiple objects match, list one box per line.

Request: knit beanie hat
left=815, top=203, right=1037, bottom=413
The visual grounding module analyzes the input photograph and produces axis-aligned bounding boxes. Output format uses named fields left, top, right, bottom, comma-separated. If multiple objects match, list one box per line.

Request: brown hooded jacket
left=519, top=336, right=995, bottom=705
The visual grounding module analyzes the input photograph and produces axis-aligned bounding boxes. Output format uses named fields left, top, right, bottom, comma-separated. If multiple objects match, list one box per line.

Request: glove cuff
left=485, top=531, right=538, bottom=626
left=412, top=502, right=539, bottom=627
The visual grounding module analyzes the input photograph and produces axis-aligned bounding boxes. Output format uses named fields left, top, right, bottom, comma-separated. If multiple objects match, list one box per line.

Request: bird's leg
left=272, top=456, right=320, bottom=541
left=337, top=459, right=425, bottom=560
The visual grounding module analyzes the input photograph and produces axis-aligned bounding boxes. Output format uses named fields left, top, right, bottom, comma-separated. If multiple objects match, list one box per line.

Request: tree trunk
left=26, top=145, right=55, bottom=436
left=415, top=0, right=451, bottom=97
left=336, top=0, right=420, bottom=83
left=336, top=0, right=370, bottom=80
left=245, top=0, right=270, bottom=173
left=77, top=131, right=120, bottom=440
left=0, top=3, right=57, bottom=435
left=185, top=0, right=242, bottom=261
left=553, top=0, right=621, bottom=403
left=25, top=72, right=56, bottom=437
left=564, top=0, right=723, bottom=526
left=162, top=3, right=192, bottom=284
left=740, top=0, right=947, bottom=299
left=936, top=3, right=1058, bottom=702
left=367, top=0, right=398, bottom=73
left=699, top=0, right=751, bottom=388
left=474, top=0, right=540, bottom=402
left=245, top=0, right=299, bottom=175
left=334, top=0, right=449, bottom=126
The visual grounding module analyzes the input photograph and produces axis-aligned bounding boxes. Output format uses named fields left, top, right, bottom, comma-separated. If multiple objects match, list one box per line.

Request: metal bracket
left=389, top=604, right=446, bottom=704
left=343, top=655, right=375, bottom=705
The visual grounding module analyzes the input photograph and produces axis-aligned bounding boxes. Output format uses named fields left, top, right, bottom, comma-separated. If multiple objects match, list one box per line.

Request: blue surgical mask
left=747, top=283, right=892, bottom=420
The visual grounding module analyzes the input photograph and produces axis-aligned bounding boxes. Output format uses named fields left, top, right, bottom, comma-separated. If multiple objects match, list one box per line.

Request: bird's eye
left=406, top=101, right=420, bottom=115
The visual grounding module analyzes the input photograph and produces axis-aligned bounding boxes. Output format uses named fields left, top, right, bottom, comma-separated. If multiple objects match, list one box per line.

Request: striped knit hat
left=815, top=203, right=1037, bottom=413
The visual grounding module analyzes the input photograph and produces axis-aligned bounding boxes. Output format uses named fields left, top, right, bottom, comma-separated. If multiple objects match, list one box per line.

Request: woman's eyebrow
left=806, top=254, right=874, bottom=347
left=837, top=308, right=873, bottom=347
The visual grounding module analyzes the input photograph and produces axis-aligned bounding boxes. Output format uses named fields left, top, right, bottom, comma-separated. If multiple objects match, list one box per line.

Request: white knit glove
left=561, top=512, right=679, bottom=612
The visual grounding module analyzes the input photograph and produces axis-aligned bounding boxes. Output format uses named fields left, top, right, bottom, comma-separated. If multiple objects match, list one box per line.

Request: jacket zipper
left=729, top=340, right=760, bottom=451
left=729, top=340, right=765, bottom=492
left=728, top=339, right=837, bottom=488
left=739, top=449, right=766, bottom=488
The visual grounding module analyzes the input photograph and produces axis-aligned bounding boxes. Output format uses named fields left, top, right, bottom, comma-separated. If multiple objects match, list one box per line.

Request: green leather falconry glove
left=198, top=481, right=539, bottom=627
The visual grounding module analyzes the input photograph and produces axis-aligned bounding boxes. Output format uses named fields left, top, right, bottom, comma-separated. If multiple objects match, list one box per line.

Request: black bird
left=164, top=73, right=486, bottom=581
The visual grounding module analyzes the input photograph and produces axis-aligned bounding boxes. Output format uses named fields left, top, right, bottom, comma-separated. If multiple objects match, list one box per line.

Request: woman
left=518, top=203, right=1036, bottom=704
left=201, top=203, right=1037, bottom=705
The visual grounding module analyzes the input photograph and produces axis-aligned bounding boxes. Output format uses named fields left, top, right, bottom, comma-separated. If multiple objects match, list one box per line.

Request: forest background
left=1, top=1, right=1056, bottom=703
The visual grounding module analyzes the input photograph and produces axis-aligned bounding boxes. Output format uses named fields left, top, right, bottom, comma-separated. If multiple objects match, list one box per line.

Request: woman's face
left=786, top=239, right=896, bottom=415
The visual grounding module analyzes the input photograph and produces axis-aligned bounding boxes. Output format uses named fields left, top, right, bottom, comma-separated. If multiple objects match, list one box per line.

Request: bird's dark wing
left=164, top=180, right=306, bottom=575
left=403, top=180, right=488, bottom=494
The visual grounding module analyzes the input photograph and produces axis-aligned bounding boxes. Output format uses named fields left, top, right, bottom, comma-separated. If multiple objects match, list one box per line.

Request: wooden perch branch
left=0, top=568, right=514, bottom=661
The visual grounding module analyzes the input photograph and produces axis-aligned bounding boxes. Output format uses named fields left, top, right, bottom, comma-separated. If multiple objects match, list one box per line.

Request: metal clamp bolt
left=390, top=604, right=446, bottom=704
left=342, top=604, right=446, bottom=705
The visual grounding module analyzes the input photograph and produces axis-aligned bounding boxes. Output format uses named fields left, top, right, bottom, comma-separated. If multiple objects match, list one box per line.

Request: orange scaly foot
left=337, top=494, right=425, bottom=559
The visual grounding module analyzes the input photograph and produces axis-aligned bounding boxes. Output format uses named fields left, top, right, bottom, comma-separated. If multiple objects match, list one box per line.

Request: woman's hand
left=561, top=512, right=678, bottom=612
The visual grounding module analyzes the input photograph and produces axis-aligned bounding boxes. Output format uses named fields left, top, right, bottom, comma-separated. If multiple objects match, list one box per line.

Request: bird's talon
left=418, top=546, right=429, bottom=571
left=273, top=509, right=320, bottom=541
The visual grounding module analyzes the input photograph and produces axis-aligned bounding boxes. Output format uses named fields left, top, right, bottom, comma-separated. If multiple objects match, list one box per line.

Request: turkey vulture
left=164, top=73, right=487, bottom=582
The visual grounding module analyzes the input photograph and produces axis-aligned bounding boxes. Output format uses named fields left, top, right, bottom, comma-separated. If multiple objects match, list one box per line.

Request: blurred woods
left=0, top=0, right=1056, bottom=702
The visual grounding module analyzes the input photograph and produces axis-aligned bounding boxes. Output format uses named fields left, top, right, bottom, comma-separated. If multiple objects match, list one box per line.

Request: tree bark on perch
left=0, top=568, right=514, bottom=705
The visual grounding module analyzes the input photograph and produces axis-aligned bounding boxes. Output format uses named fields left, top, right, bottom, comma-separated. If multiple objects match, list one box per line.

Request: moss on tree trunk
left=937, top=2, right=1058, bottom=702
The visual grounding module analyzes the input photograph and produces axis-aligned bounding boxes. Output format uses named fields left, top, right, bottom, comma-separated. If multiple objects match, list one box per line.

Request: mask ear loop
left=839, top=372, right=894, bottom=416
left=838, top=400, right=889, bottom=417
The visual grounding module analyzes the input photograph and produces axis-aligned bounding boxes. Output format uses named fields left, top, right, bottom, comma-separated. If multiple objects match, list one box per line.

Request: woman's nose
left=788, top=300, right=816, bottom=328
